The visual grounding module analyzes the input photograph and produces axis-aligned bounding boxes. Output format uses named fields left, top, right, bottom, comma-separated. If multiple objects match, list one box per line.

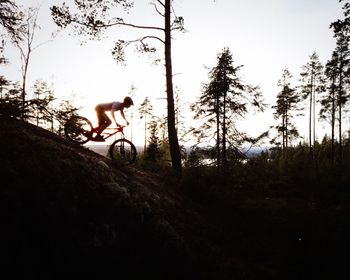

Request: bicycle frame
left=97, top=126, right=125, bottom=141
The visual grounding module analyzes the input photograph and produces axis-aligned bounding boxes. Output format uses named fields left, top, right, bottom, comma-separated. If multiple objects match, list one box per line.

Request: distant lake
left=86, top=144, right=269, bottom=158
left=85, top=144, right=144, bottom=156
left=85, top=144, right=109, bottom=156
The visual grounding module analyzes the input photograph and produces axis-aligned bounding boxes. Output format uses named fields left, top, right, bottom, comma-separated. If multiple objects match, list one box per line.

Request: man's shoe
left=94, top=134, right=105, bottom=142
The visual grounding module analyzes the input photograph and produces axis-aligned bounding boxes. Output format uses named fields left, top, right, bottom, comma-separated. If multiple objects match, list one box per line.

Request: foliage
left=11, top=7, right=40, bottom=108
left=0, top=78, right=79, bottom=134
left=0, top=0, right=23, bottom=39
left=0, top=82, right=23, bottom=118
left=329, top=0, right=350, bottom=162
left=174, top=87, right=187, bottom=142
left=182, top=139, right=350, bottom=212
left=138, top=96, right=153, bottom=152
left=191, top=47, right=266, bottom=170
left=144, top=120, right=162, bottom=162
left=271, top=68, right=300, bottom=157
left=299, top=52, right=325, bottom=156
left=29, top=80, right=55, bottom=128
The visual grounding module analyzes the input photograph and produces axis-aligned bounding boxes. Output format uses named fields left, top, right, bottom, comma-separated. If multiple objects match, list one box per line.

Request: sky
left=0, top=0, right=345, bottom=147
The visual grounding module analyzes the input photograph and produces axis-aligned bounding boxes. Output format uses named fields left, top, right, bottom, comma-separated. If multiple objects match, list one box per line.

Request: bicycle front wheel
left=109, top=139, right=137, bottom=165
left=64, top=116, right=93, bottom=144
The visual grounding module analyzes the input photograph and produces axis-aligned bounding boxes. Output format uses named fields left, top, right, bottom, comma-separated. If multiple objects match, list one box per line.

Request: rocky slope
left=1, top=116, right=350, bottom=279
left=0, top=117, right=206, bottom=279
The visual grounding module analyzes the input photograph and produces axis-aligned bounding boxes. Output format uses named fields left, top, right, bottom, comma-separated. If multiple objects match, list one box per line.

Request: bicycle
left=64, top=115, right=137, bottom=165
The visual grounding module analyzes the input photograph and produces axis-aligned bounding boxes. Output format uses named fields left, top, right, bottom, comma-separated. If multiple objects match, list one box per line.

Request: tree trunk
left=309, top=85, right=313, bottom=158
left=331, top=78, right=336, bottom=164
left=285, top=111, right=288, bottom=160
left=339, top=93, right=342, bottom=163
left=222, top=95, right=226, bottom=170
left=165, top=0, right=182, bottom=174
left=144, top=113, right=147, bottom=153
left=216, top=91, right=220, bottom=171
left=282, top=112, right=286, bottom=159
left=338, top=56, right=343, bottom=164
left=21, top=48, right=31, bottom=118
left=312, top=77, right=316, bottom=149
left=222, top=71, right=227, bottom=171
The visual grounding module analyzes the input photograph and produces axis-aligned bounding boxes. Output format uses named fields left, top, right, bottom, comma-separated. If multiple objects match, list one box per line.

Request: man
left=93, top=96, right=134, bottom=141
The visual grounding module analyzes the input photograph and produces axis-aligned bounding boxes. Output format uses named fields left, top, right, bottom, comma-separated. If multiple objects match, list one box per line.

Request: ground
left=1, top=116, right=349, bottom=279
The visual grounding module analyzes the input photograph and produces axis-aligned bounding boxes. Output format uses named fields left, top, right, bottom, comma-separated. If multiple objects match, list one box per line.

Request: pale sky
left=1, top=0, right=344, bottom=146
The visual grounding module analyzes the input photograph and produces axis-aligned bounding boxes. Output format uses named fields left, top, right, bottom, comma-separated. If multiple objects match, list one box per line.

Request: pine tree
left=330, top=0, right=350, bottom=163
left=31, top=80, right=55, bottom=130
left=145, top=120, right=162, bottom=162
left=192, top=47, right=265, bottom=171
left=0, top=82, right=22, bottom=118
left=334, top=29, right=350, bottom=163
left=138, top=97, right=153, bottom=153
left=320, top=52, right=339, bottom=163
left=299, top=52, right=325, bottom=158
left=272, top=68, right=300, bottom=159
left=55, top=99, right=80, bottom=135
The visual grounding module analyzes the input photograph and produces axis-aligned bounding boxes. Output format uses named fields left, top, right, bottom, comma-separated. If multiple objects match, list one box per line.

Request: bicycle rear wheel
left=64, top=116, right=93, bottom=144
left=109, top=139, right=137, bottom=165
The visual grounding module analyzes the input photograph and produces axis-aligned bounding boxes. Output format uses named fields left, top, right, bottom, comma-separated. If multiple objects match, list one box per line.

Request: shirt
left=97, top=101, right=123, bottom=112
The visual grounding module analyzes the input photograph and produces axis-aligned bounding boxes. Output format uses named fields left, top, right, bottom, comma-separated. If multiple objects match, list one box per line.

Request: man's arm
left=120, top=109, right=129, bottom=125
left=111, top=110, right=121, bottom=127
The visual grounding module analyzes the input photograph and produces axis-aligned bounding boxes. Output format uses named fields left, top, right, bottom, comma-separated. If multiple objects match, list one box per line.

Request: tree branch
left=157, top=0, right=165, bottom=8
left=151, top=2, right=164, bottom=17
left=138, top=35, right=165, bottom=45
left=71, top=17, right=164, bottom=32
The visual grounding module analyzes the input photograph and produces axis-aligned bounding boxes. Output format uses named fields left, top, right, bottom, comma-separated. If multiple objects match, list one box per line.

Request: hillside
left=1, top=116, right=350, bottom=279
left=0, top=116, right=207, bottom=279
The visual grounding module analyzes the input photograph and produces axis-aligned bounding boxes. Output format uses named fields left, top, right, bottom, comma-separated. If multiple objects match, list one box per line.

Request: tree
left=11, top=7, right=39, bottom=110
left=138, top=96, right=153, bottom=153
left=330, top=0, right=350, bottom=34
left=192, top=47, right=265, bottom=171
left=156, top=113, right=171, bottom=161
left=128, top=84, right=136, bottom=142
left=0, top=40, right=10, bottom=99
left=0, top=75, right=10, bottom=100
left=330, top=0, right=350, bottom=163
left=145, top=120, right=162, bottom=162
left=0, top=81, right=22, bottom=118
left=299, top=52, right=325, bottom=158
left=54, top=98, right=80, bottom=135
left=31, top=80, right=55, bottom=130
left=174, top=86, right=187, bottom=144
left=11, top=7, right=54, bottom=113
left=271, top=68, right=300, bottom=159
left=320, top=52, right=339, bottom=163
left=0, top=0, right=23, bottom=39
left=51, top=0, right=184, bottom=174
left=0, top=0, right=22, bottom=104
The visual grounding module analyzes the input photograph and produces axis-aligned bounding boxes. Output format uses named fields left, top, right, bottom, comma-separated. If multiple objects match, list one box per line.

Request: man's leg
left=96, top=113, right=111, bottom=135
left=94, top=107, right=103, bottom=134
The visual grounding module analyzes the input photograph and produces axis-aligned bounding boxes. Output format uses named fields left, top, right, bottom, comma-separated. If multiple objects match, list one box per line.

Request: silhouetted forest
left=1, top=0, right=350, bottom=279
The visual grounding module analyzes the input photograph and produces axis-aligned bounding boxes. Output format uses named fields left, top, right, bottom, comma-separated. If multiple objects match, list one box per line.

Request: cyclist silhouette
left=93, top=96, right=134, bottom=141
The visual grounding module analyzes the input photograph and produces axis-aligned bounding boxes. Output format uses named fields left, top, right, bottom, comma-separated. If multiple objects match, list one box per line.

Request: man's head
left=123, top=96, right=134, bottom=108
